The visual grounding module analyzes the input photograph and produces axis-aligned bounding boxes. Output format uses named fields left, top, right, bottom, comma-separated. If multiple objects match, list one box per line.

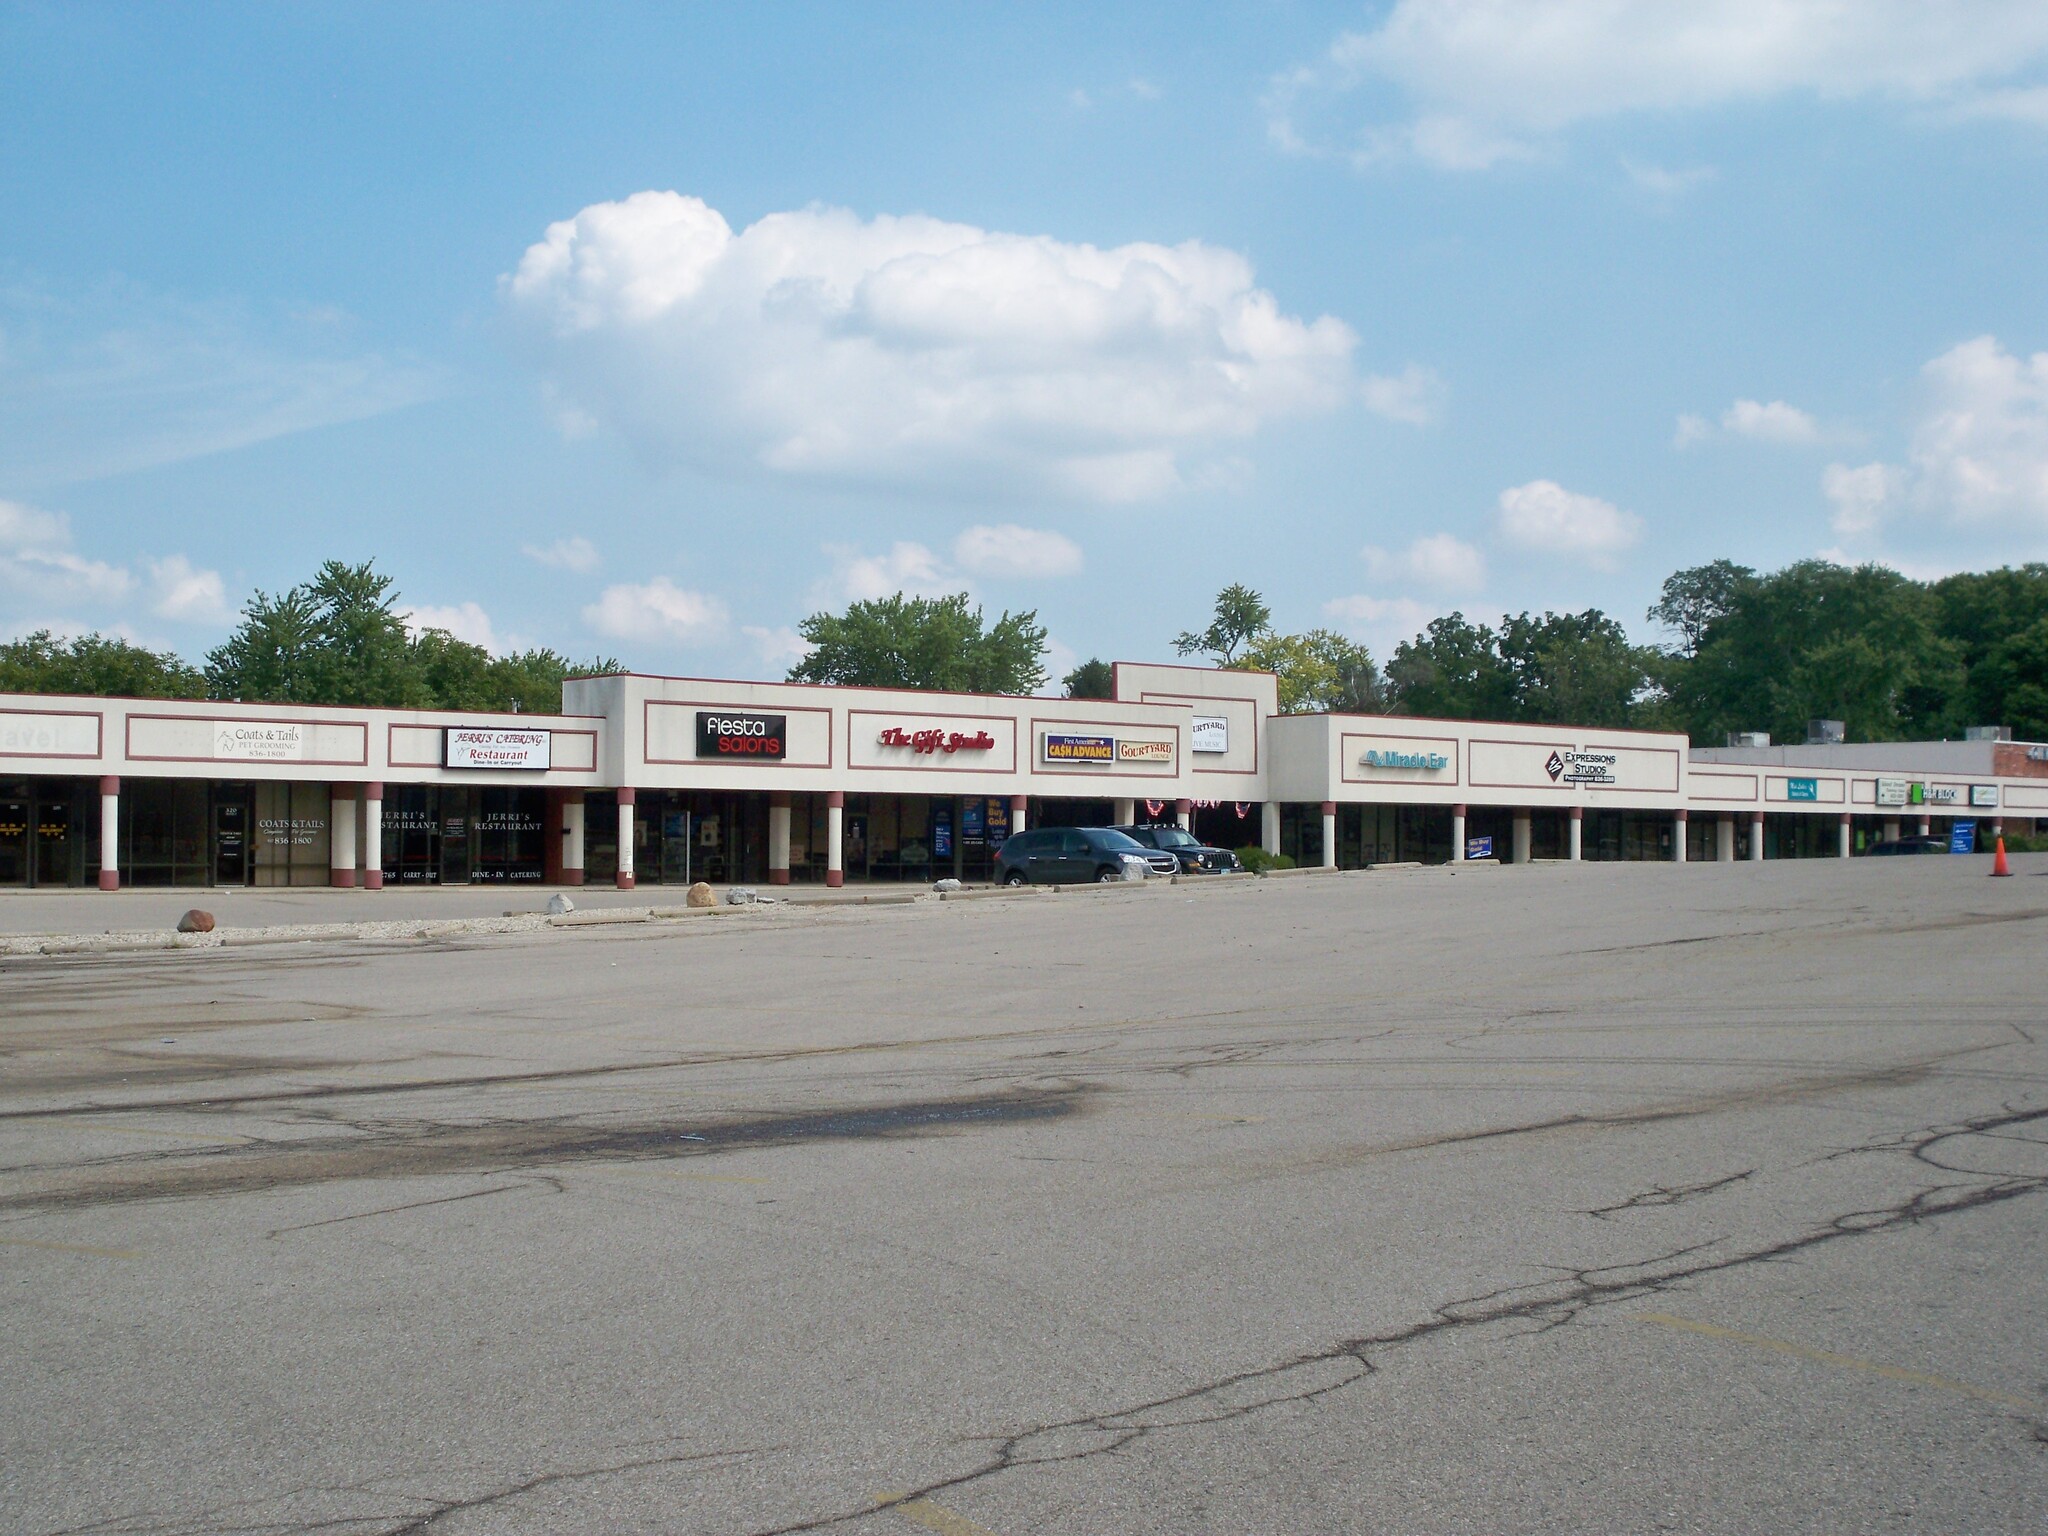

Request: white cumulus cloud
left=1362, top=532, right=1486, bottom=593
left=147, top=555, right=232, bottom=625
left=1495, top=480, right=1644, bottom=566
left=0, top=498, right=134, bottom=603
left=1724, top=398, right=1821, bottom=443
left=404, top=601, right=507, bottom=653
left=814, top=541, right=958, bottom=608
left=1323, top=593, right=1447, bottom=655
left=583, top=578, right=730, bottom=647
left=521, top=536, right=601, bottom=573
left=1823, top=336, right=2048, bottom=542
left=1360, top=364, right=1448, bottom=425
left=951, top=524, right=1084, bottom=579
left=1273, top=1, right=2048, bottom=170
left=741, top=625, right=812, bottom=670
left=503, top=191, right=1362, bottom=502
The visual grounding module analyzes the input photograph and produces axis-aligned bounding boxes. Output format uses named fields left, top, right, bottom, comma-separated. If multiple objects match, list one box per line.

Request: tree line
left=4, top=555, right=2043, bottom=745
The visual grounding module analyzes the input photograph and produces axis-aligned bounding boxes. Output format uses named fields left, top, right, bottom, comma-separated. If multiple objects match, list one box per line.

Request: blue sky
left=4, top=1, right=2047, bottom=684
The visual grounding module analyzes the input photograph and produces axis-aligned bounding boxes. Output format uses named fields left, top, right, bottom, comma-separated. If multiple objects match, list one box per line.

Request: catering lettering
left=695, top=711, right=787, bottom=760
left=444, top=726, right=550, bottom=770
left=877, top=726, right=997, bottom=755
left=1043, top=734, right=1115, bottom=763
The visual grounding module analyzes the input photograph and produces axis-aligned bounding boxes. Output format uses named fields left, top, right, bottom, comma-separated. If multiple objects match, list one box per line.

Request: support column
left=362, top=782, right=383, bottom=889
left=615, top=787, right=636, bottom=890
left=1010, top=795, right=1028, bottom=836
left=1451, top=803, right=1467, bottom=862
left=1673, top=808, right=1688, bottom=864
left=1717, top=814, right=1735, bottom=863
left=768, top=792, right=792, bottom=886
left=1917, top=815, right=1931, bottom=837
left=1750, top=812, right=1766, bottom=861
left=1882, top=818, right=1900, bottom=844
left=1174, top=798, right=1192, bottom=832
left=1114, top=797, right=1135, bottom=826
left=1512, top=811, right=1532, bottom=865
left=1261, top=802, right=1280, bottom=857
left=97, top=775, right=119, bottom=891
left=562, top=791, right=585, bottom=885
left=1568, top=805, right=1583, bottom=862
left=329, top=785, right=358, bottom=887
left=826, top=791, right=845, bottom=888
left=1838, top=812, right=1852, bottom=858
left=1320, top=801, right=1337, bottom=870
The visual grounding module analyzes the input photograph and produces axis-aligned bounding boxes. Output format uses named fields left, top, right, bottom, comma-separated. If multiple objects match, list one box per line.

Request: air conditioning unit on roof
left=1725, top=731, right=1769, bottom=748
left=1964, top=725, right=2012, bottom=741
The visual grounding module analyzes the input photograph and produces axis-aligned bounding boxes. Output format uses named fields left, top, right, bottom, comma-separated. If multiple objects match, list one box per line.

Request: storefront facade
left=1, top=665, right=2041, bottom=890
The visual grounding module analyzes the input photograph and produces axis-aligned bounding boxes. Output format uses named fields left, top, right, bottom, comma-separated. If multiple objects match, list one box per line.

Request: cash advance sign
left=696, top=711, right=787, bottom=760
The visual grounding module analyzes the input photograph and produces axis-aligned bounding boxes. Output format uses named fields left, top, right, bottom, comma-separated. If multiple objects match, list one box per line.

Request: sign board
left=1363, top=748, right=1449, bottom=771
left=1192, top=716, right=1229, bottom=754
left=695, top=711, right=786, bottom=760
left=1546, top=749, right=1617, bottom=786
left=962, top=800, right=986, bottom=840
left=1950, top=820, right=1977, bottom=854
left=444, top=727, right=550, bottom=770
left=1923, top=784, right=1963, bottom=806
left=1043, top=733, right=1115, bottom=764
left=1117, top=739, right=1173, bottom=763
left=1465, top=835, right=1494, bottom=860
left=985, top=797, right=1010, bottom=841
left=214, top=723, right=306, bottom=762
left=875, top=726, right=995, bottom=756
left=933, top=807, right=953, bottom=860
left=1786, top=777, right=1818, bottom=801
left=1875, top=777, right=1911, bottom=808
left=1970, top=784, right=1999, bottom=808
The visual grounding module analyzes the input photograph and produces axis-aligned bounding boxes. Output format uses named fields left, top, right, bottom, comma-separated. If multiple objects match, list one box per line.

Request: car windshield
left=1148, top=828, right=1200, bottom=848
left=1088, top=829, right=1148, bottom=852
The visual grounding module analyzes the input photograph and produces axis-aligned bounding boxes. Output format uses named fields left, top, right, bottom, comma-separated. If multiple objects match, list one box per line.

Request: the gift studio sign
left=876, top=726, right=996, bottom=756
left=695, top=711, right=787, bottom=760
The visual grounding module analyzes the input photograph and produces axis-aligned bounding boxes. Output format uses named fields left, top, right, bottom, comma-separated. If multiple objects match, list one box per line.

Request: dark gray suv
left=995, top=827, right=1178, bottom=885
left=1113, top=824, right=1242, bottom=873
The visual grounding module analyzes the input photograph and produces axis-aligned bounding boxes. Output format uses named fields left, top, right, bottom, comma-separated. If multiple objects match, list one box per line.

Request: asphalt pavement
left=2, top=854, right=2044, bottom=1534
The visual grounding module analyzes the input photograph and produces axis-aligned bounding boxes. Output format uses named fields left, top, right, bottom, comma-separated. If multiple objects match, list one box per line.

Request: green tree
left=1386, top=613, right=1515, bottom=720
left=1174, top=584, right=1272, bottom=665
left=0, top=630, right=206, bottom=699
left=787, top=592, right=1048, bottom=694
left=1496, top=610, right=1659, bottom=727
left=1648, top=560, right=1758, bottom=657
left=1929, top=564, right=2048, bottom=733
left=1238, top=629, right=1384, bottom=714
left=1061, top=657, right=1116, bottom=700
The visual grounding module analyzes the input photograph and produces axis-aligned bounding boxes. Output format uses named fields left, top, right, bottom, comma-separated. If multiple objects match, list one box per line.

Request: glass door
left=33, top=799, right=72, bottom=886
left=213, top=796, right=250, bottom=885
left=0, top=797, right=28, bottom=885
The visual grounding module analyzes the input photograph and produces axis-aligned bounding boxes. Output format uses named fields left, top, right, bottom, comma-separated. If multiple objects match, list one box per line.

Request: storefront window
left=250, top=782, right=330, bottom=886
left=473, top=788, right=545, bottom=881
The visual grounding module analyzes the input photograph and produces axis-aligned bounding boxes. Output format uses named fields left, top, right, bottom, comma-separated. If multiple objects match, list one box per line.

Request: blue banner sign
left=1950, top=820, right=1976, bottom=854
left=1787, top=777, right=1818, bottom=801
left=1465, top=835, right=1494, bottom=860
left=933, top=808, right=953, bottom=860
left=962, top=799, right=985, bottom=839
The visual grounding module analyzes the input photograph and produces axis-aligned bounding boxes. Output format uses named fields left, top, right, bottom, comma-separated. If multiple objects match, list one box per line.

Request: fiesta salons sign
left=696, top=711, right=787, bottom=760
left=444, top=727, right=551, bottom=770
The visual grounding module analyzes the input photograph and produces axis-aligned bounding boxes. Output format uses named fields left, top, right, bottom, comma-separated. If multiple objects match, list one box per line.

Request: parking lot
left=4, top=855, right=2046, bottom=1534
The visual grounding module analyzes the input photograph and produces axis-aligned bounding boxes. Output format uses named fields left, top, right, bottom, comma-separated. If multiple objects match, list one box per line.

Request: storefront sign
left=876, top=726, right=996, bottom=755
left=1971, top=784, right=1999, bottom=808
left=962, top=800, right=986, bottom=840
left=1787, top=777, right=1818, bottom=801
left=1043, top=733, right=1115, bottom=763
left=445, top=727, right=551, bottom=770
left=1465, top=835, right=1494, bottom=860
left=1117, top=739, right=1173, bottom=763
left=256, top=816, right=323, bottom=847
left=1924, top=784, right=1963, bottom=806
left=1546, top=749, right=1617, bottom=786
left=985, top=798, right=1010, bottom=840
left=1192, top=716, right=1229, bottom=754
left=1951, top=820, right=1977, bottom=854
left=933, top=807, right=953, bottom=859
left=696, top=711, right=787, bottom=760
left=1363, top=748, right=1449, bottom=771
left=214, top=723, right=306, bottom=762
left=1876, top=777, right=1911, bottom=808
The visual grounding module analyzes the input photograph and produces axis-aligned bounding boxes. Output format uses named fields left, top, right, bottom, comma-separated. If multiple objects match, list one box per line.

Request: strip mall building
left=1, top=661, right=2041, bottom=890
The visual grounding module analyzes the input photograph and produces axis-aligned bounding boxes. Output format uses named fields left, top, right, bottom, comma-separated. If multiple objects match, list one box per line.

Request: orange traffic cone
left=1992, top=836, right=2012, bottom=877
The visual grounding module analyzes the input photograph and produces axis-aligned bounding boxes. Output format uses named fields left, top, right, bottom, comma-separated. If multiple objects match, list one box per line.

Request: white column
left=329, top=788, right=358, bottom=888
left=1174, top=799, right=1192, bottom=832
left=563, top=794, right=585, bottom=885
left=1568, top=808, right=1583, bottom=862
left=768, top=795, right=792, bottom=886
left=1451, top=804, right=1467, bottom=862
left=1717, top=814, right=1735, bottom=863
left=826, top=792, right=845, bottom=888
left=1750, top=813, right=1766, bottom=861
left=1838, top=813, right=1852, bottom=858
left=1010, top=795, right=1028, bottom=836
left=1261, top=802, right=1281, bottom=856
left=1512, top=812, right=1532, bottom=865
left=1917, top=815, right=1931, bottom=837
left=98, top=775, right=120, bottom=891
left=362, top=783, right=384, bottom=889
left=1114, top=797, right=1135, bottom=826
left=1673, top=811, right=1687, bottom=864
left=616, top=789, right=636, bottom=889
left=1883, top=818, right=1900, bottom=844
left=1320, top=801, right=1337, bottom=869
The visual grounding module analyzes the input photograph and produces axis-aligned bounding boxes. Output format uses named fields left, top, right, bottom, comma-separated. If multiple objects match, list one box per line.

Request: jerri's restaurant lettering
left=444, top=727, right=551, bottom=771
left=696, top=711, right=787, bottom=760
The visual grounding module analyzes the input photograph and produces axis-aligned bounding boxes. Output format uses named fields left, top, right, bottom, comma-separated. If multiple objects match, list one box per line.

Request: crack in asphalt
left=1584, top=1169, right=1757, bottom=1220
left=744, top=1103, right=2048, bottom=1536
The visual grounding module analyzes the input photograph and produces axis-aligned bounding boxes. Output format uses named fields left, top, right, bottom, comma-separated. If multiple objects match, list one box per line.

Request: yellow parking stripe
left=1638, top=1312, right=2042, bottom=1413
left=875, top=1491, right=1003, bottom=1536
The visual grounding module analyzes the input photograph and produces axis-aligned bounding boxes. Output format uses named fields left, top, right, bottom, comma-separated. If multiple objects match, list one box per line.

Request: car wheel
left=1002, top=869, right=1027, bottom=887
left=1095, top=865, right=1119, bottom=883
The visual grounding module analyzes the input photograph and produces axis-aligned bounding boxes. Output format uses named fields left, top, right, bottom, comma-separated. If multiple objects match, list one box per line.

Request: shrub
left=1235, top=845, right=1295, bottom=873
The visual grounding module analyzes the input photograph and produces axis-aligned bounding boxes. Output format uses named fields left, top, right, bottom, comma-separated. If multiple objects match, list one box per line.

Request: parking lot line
left=1637, top=1312, right=2042, bottom=1413
left=875, top=1491, right=1003, bottom=1536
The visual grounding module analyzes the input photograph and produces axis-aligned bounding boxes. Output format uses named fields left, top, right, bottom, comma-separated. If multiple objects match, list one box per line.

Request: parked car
left=1113, top=824, right=1243, bottom=873
left=1864, top=836, right=1950, bottom=856
left=994, top=827, right=1179, bottom=885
